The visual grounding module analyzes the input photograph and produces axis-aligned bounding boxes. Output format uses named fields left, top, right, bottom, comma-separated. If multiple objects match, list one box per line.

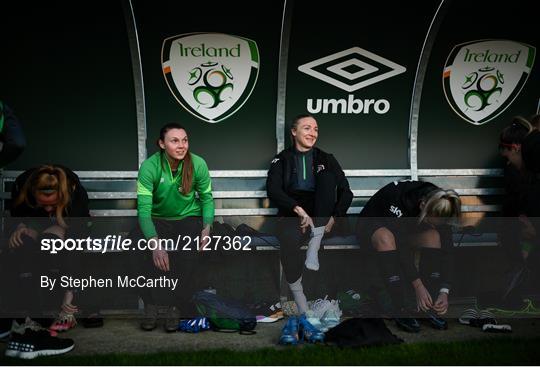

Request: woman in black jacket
left=267, top=114, right=353, bottom=320
left=356, top=180, right=460, bottom=332
left=499, top=117, right=538, bottom=261
left=498, top=117, right=539, bottom=303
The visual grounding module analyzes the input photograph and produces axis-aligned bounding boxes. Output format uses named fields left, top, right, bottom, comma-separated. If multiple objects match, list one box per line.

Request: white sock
left=288, top=277, right=308, bottom=314
left=305, top=226, right=325, bottom=271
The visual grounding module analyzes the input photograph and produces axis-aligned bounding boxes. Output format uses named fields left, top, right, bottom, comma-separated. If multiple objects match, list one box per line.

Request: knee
left=8, top=234, right=38, bottom=256
left=371, top=227, right=397, bottom=252
left=417, top=229, right=441, bottom=249
left=288, top=277, right=303, bottom=290
left=43, top=225, right=66, bottom=241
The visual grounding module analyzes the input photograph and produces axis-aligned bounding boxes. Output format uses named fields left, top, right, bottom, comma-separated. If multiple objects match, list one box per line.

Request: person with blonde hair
left=355, top=180, right=461, bottom=333
left=3, top=164, right=89, bottom=358
left=11, top=165, right=87, bottom=226
left=10, top=165, right=90, bottom=323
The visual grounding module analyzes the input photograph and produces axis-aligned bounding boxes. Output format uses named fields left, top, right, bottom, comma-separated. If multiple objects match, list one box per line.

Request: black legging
left=129, top=216, right=203, bottom=309
left=1, top=233, right=78, bottom=320
left=276, top=170, right=338, bottom=284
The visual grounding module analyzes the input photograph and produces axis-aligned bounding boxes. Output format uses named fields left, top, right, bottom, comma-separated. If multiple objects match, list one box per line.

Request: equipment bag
left=193, top=290, right=257, bottom=334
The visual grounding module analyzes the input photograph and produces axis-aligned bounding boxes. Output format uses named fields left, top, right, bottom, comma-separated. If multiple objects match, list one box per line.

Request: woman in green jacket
left=135, top=123, right=214, bottom=332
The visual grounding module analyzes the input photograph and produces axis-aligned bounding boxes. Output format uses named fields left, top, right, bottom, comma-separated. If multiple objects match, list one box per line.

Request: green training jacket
left=137, top=151, right=214, bottom=239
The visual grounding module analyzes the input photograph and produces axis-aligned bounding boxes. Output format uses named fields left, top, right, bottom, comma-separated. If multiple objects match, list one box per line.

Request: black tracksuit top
left=266, top=147, right=353, bottom=217
left=359, top=180, right=438, bottom=219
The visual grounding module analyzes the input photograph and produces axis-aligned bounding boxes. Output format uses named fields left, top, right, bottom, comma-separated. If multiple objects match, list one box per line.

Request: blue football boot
left=179, top=317, right=210, bottom=333
left=298, top=314, right=325, bottom=343
left=279, top=316, right=299, bottom=345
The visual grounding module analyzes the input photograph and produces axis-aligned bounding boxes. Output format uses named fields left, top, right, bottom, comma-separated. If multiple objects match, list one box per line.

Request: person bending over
left=356, top=180, right=461, bottom=333
left=3, top=164, right=89, bottom=358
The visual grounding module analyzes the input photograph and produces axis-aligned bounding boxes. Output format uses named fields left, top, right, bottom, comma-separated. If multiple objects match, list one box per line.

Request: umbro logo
left=298, top=47, right=406, bottom=92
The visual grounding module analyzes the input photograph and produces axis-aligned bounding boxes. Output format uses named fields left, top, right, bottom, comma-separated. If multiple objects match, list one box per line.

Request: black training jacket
left=502, top=164, right=540, bottom=217
left=359, top=180, right=438, bottom=219
left=266, top=147, right=353, bottom=217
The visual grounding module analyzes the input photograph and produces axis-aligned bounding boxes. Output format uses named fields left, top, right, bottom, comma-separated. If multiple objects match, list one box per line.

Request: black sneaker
left=470, top=310, right=497, bottom=327
left=164, top=306, right=180, bottom=333
left=5, top=328, right=74, bottom=359
left=140, top=304, right=158, bottom=331
left=425, top=311, right=448, bottom=330
left=394, top=317, right=420, bottom=333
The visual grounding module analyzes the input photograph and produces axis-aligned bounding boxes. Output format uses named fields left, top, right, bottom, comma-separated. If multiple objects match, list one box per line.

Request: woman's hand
left=432, top=292, right=449, bottom=315
left=61, top=290, right=78, bottom=314
left=294, top=206, right=314, bottom=233
left=325, top=216, right=335, bottom=233
left=199, top=224, right=211, bottom=252
left=413, top=279, right=433, bottom=312
left=151, top=237, right=169, bottom=271
left=9, top=224, right=38, bottom=248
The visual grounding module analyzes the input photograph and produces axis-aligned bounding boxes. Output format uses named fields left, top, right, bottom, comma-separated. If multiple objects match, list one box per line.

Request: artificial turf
left=1, top=337, right=539, bottom=365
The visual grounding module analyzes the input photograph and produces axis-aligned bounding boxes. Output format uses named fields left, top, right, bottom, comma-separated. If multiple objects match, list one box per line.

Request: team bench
left=0, top=168, right=504, bottom=249
left=0, top=168, right=509, bottom=308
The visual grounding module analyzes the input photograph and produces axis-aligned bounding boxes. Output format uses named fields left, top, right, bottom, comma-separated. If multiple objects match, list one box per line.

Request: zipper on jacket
left=302, top=155, right=306, bottom=180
